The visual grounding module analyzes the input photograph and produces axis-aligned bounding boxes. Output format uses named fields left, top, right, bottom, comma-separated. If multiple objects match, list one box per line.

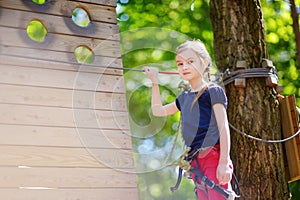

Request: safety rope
left=220, top=67, right=300, bottom=143
left=111, top=66, right=179, bottom=74
left=167, top=147, right=192, bottom=171
left=229, top=123, right=300, bottom=143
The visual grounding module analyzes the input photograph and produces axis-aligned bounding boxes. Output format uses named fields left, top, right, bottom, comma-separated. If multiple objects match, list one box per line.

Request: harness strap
left=170, top=150, right=241, bottom=200
left=170, top=167, right=183, bottom=192
left=231, top=173, right=241, bottom=197
left=192, top=159, right=231, bottom=199
left=192, top=158, right=240, bottom=200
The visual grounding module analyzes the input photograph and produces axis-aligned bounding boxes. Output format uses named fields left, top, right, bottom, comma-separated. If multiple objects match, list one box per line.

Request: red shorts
left=190, top=145, right=231, bottom=200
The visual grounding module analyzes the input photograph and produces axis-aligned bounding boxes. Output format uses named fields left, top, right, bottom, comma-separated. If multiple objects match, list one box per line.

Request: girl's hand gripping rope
left=144, top=67, right=159, bottom=84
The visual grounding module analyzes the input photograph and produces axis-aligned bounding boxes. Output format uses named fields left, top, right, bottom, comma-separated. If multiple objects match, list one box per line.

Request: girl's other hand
left=144, top=67, right=159, bottom=84
left=216, top=161, right=233, bottom=185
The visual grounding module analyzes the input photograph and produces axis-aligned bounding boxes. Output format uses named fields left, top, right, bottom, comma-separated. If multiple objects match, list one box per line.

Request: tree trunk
left=210, top=0, right=289, bottom=199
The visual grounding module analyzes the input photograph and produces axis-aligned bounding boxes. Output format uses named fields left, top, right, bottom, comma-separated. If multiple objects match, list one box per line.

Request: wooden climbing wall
left=0, top=0, right=138, bottom=199
left=280, top=95, right=300, bottom=182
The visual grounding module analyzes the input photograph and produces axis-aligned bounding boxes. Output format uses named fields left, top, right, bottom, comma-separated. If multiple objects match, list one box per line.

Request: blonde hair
left=176, top=40, right=212, bottom=108
left=176, top=40, right=212, bottom=81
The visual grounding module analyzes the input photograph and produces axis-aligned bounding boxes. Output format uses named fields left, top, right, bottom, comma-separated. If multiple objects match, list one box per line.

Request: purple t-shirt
left=175, top=84, right=228, bottom=150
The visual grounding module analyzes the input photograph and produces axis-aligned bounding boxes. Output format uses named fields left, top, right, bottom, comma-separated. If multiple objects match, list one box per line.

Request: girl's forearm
left=151, top=83, right=162, bottom=106
left=213, top=104, right=231, bottom=164
left=219, top=121, right=231, bottom=164
left=151, top=83, right=164, bottom=116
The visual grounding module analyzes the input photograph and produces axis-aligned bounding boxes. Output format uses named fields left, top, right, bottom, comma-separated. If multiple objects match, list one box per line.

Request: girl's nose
left=182, top=64, right=188, bottom=70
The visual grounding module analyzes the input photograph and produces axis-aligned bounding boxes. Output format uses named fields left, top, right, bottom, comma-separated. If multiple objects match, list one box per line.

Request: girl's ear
left=203, top=59, right=209, bottom=67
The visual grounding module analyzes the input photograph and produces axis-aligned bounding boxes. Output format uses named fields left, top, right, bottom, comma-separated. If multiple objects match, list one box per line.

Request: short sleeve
left=209, top=85, right=228, bottom=108
left=175, top=92, right=185, bottom=111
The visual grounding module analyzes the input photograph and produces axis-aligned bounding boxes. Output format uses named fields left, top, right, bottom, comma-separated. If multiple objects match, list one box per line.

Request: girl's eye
left=177, top=63, right=183, bottom=67
left=188, top=60, right=194, bottom=64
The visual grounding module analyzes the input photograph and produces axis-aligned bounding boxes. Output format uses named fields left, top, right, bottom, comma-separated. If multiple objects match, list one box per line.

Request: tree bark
left=210, top=0, right=289, bottom=199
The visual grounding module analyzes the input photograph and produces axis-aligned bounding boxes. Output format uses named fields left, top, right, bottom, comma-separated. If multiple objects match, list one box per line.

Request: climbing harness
left=192, top=158, right=241, bottom=200
left=168, top=147, right=191, bottom=192
left=169, top=146, right=241, bottom=200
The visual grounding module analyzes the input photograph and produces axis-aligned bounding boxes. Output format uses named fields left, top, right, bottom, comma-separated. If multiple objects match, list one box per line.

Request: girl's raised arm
left=144, top=67, right=179, bottom=117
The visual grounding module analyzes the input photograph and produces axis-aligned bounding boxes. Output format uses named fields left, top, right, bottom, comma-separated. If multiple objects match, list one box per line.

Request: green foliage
left=262, top=0, right=300, bottom=106
left=289, top=179, right=300, bottom=200
left=72, top=8, right=91, bottom=27
left=26, top=20, right=47, bottom=42
left=32, top=0, right=46, bottom=5
left=74, top=46, right=94, bottom=64
left=117, top=0, right=300, bottom=199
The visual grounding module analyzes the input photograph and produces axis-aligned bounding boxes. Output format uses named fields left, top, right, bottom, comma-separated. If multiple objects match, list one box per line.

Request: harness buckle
left=227, top=190, right=240, bottom=200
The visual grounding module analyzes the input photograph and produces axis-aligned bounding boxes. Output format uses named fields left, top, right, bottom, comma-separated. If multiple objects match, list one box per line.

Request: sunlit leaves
left=288, top=65, right=299, bottom=81
left=32, top=0, right=46, bottom=5
left=262, top=0, right=299, bottom=106
left=74, top=46, right=94, bottom=64
left=72, top=8, right=91, bottom=27
left=266, top=32, right=279, bottom=43
left=26, top=20, right=47, bottom=42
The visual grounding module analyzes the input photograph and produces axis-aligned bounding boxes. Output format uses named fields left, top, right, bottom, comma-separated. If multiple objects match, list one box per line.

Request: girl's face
left=176, top=48, right=206, bottom=81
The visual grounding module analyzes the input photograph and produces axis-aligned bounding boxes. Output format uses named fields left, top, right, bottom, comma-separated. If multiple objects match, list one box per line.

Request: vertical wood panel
left=0, top=0, right=138, bottom=199
left=280, top=95, right=300, bottom=180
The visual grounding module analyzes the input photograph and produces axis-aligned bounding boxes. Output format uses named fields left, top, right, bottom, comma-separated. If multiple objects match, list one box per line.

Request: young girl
left=144, top=40, right=233, bottom=200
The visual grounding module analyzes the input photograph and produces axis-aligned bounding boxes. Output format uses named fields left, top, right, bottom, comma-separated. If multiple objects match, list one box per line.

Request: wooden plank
left=289, top=175, right=300, bottom=183
left=0, top=188, right=138, bottom=200
left=0, top=84, right=127, bottom=111
left=0, top=65, right=125, bottom=93
left=0, top=145, right=135, bottom=168
left=0, top=8, right=120, bottom=40
left=0, top=124, right=132, bottom=149
left=1, top=0, right=117, bottom=24
left=1, top=27, right=120, bottom=57
left=297, top=135, right=300, bottom=162
left=288, top=95, right=300, bottom=178
left=280, top=95, right=300, bottom=180
left=0, top=47, right=124, bottom=73
left=72, top=0, right=117, bottom=7
left=0, top=104, right=130, bottom=129
left=0, top=167, right=137, bottom=188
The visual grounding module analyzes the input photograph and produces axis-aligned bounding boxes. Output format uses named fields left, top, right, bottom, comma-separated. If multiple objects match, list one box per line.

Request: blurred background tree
left=116, top=0, right=300, bottom=199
